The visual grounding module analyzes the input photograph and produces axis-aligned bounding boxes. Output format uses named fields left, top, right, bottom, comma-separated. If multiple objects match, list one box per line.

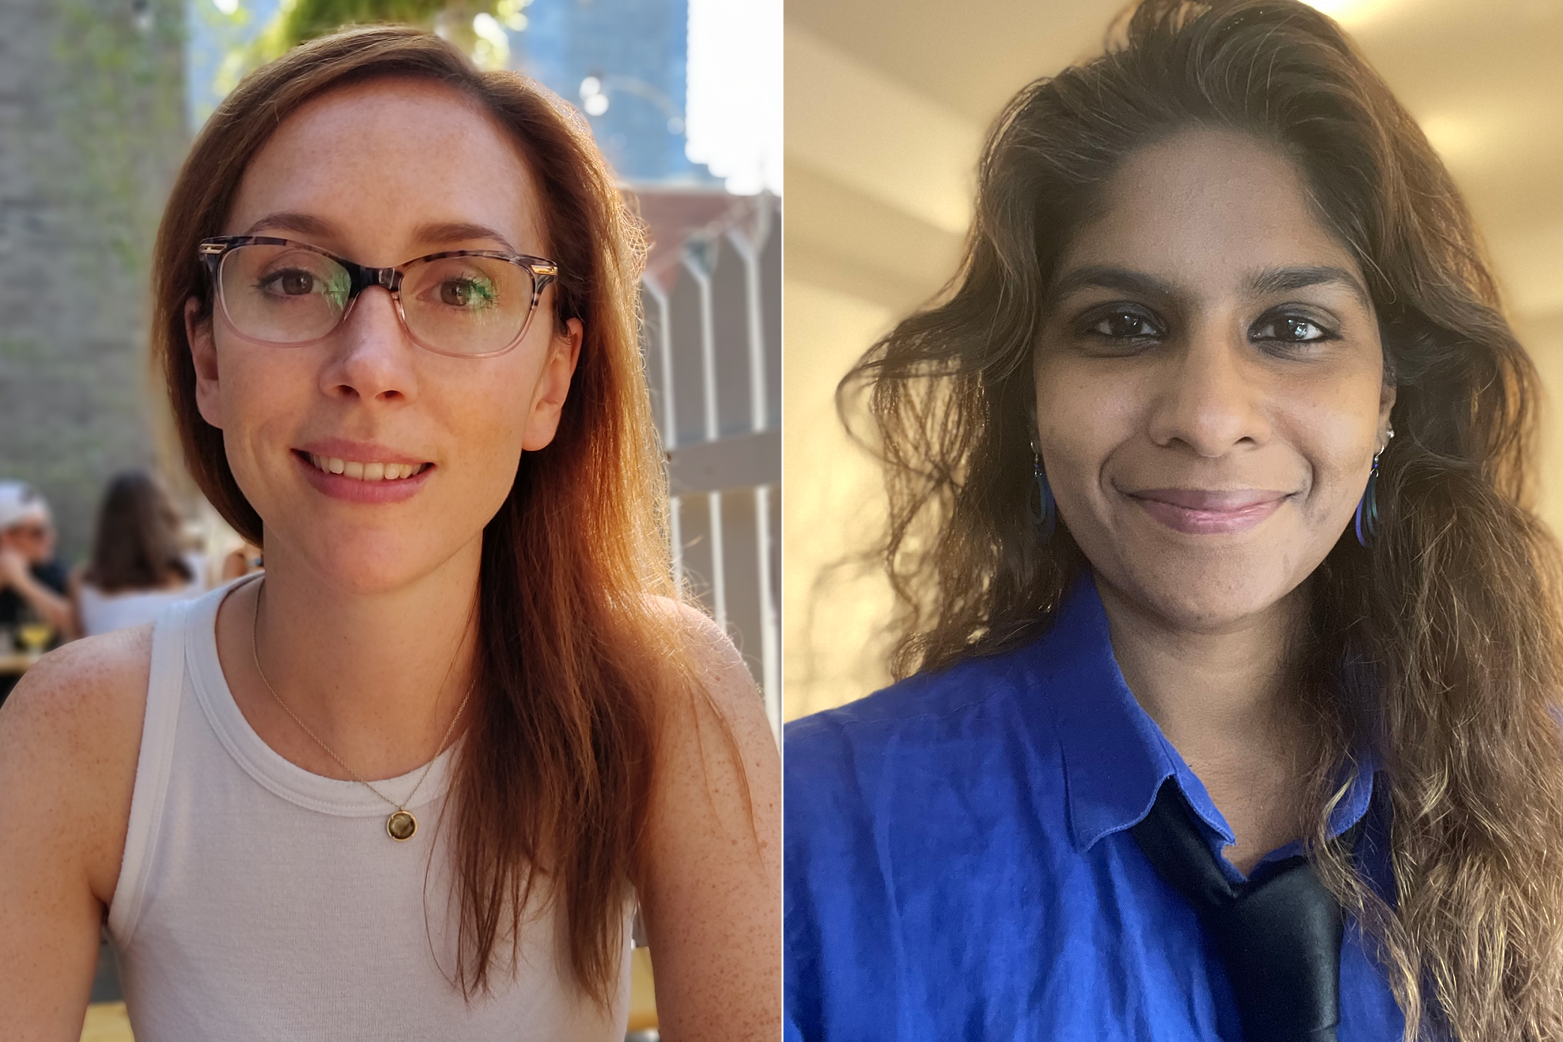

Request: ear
left=1378, top=376, right=1397, bottom=435
left=186, top=297, right=225, bottom=430
left=521, top=317, right=584, bottom=452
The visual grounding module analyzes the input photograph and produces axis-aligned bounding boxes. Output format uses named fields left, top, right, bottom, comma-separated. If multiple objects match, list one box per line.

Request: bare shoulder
left=643, top=596, right=766, bottom=723
left=639, top=593, right=777, bottom=830
left=0, top=625, right=153, bottom=754
left=0, top=625, right=153, bottom=904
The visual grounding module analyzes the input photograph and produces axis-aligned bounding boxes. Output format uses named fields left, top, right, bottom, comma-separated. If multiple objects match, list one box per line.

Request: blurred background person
left=71, top=470, right=206, bottom=638
left=0, top=481, right=74, bottom=706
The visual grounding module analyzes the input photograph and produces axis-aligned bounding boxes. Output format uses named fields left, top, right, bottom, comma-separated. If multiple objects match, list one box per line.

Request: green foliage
left=277, top=0, right=451, bottom=44
left=235, top=0, right=530, bottom=74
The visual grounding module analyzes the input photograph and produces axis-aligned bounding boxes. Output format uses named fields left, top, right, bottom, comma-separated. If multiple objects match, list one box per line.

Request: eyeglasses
left=198, top=236, right=560, bottom=358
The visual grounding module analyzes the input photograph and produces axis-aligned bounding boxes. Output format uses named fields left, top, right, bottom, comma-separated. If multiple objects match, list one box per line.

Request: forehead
left=1061, top=127, right=1361, bottom=288
left=226, top=76, right=546, bottom=257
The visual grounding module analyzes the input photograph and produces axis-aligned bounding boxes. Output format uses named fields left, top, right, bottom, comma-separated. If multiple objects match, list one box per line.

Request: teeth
left=307, top=455, right=427, bottom=482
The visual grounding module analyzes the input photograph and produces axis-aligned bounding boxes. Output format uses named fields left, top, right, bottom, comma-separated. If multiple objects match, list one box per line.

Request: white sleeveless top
left=107, top=577, right=631, bottom=1041
left=77, top=554, right=206, bottom=637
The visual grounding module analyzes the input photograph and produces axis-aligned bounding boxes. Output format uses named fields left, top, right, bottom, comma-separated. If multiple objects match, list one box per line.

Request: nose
left=1145, top=317, right=1269, bottom=457
left=318, top=285, right=419, bottom=403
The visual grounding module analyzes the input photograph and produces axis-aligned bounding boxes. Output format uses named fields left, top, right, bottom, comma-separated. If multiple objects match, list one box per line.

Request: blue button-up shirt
left=785, top=574, right=1404, bottom=1041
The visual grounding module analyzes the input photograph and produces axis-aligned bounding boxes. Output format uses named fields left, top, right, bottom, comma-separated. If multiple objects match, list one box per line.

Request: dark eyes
left=1251, top=314, right=1330, bottom=342
left=1088, top=310, right=1162, bottom=339
left=1078, top=306, right=1338, bottom=350
left=259, top=269, right=320, bottom=296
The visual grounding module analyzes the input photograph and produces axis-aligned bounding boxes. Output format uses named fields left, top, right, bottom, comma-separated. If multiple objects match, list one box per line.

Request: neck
left=1096, top=576, right=1307, bottom=750
left=215, top=533, right=482, bottom=780
left=1095, top=574, right=1312, bottom=870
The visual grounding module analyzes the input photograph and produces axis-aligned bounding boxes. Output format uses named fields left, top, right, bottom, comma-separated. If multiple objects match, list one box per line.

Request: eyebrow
left=242, top=211, right=339, bottom=239
left=1248, top=265, right=1371, bottom=309
left=240, top=214, right=521, bottom=255
left=413, top=221, right=520, bottom=254
left=1047, top=263, right=1373, bottom=310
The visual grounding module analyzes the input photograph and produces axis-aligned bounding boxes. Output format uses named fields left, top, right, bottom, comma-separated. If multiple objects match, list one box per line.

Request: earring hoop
left=1028, top=451, right=1056, bottom=542
left=1354, top=427, right=1392, bottom=548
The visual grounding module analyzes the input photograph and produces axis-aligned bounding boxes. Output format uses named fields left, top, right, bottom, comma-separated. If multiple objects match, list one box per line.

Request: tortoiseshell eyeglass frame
left=197, top=235, right=561, bottom=358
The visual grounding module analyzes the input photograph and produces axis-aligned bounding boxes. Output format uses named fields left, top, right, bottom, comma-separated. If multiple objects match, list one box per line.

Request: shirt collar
left=1033, top=571, right=1377, bottom=859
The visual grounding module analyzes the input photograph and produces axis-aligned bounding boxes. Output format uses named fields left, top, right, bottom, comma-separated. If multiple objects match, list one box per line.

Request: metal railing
left=637, top=190, right=781, bottom=734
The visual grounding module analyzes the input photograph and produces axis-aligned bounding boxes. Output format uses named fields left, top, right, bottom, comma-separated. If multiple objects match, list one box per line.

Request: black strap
left=1129, top=781, right=1352, bottom=1042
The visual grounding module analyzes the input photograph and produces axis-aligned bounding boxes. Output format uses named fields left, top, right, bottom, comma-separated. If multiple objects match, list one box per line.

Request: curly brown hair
left=843, top=1, right=1563, bottom=1037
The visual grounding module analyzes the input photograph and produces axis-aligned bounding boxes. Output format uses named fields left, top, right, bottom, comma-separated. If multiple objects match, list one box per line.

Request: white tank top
left=107, top=577, right=631, bottom=1041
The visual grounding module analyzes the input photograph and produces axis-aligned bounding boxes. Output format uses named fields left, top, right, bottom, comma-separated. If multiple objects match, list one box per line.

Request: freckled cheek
left=443, top=376, right=532, bottom=494
left=219, top=350, right=314, bottom=490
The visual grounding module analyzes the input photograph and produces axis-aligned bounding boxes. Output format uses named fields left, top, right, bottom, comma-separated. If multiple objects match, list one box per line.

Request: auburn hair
left=151, top=26, right=684, bottom=1005
left=845, top=1, right=1563, bottom=1038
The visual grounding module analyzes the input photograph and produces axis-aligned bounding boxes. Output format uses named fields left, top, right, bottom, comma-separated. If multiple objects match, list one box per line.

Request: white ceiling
left=785, top=0, right=1563, bottom=319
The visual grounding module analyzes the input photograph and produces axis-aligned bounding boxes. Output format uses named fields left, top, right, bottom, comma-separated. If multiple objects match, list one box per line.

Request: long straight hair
left=845, top=2, right=1563, bottom=1037
left=151, top=26, right=683, bottom=1005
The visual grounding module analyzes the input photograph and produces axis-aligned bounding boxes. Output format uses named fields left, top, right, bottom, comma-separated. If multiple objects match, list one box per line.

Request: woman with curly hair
left=786, top=2, right=1563, bottom=1039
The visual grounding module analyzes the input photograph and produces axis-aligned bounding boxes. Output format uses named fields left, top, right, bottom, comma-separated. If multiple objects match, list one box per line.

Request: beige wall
left=781, top=281, right=896, bottom=720
left=782, top=0, right=1563, bottom=722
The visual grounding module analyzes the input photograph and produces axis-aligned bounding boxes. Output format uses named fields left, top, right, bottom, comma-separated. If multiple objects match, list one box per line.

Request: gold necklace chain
left=250, top=579, right=473, bottom=841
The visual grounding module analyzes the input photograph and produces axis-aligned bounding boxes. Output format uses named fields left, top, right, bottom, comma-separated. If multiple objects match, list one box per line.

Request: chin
left=1106, top=549, right=1312, bottom=634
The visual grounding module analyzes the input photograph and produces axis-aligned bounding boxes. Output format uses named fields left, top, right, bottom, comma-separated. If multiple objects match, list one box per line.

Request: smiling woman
left=0, top=26, right=778, bottom=1042
left=785, top=1, right=1563, bottom=1041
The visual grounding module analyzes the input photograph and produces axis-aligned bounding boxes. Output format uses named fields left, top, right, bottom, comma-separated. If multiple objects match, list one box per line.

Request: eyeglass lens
left=217, top=243, right=539, bottom=356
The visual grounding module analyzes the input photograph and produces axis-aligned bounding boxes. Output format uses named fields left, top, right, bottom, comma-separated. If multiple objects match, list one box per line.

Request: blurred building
left=0, top=0, right=187, bottom=560
left=517, top=0, right=719, bottom=185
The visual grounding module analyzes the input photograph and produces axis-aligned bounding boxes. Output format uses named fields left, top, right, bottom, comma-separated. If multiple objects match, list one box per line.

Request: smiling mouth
left=1125, top=487, right=1291, bottom=535
left=1127, top=488, right=1290, bottom=511
left=297, top=451, right=432, bottom=482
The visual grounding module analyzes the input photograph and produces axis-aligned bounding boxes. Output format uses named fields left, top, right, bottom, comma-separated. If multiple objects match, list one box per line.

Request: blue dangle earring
left=1354, top=425, right=1393, bottom=548
left=1029, top=446, right=1057, bottom=541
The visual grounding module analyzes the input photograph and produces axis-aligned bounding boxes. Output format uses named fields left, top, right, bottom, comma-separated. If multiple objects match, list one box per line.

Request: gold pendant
left=387, top=810, right=417, bottom=841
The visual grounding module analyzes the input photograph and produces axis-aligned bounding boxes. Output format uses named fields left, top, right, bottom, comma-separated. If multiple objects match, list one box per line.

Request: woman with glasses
left=786, top=1, right=1563, bottom=1040
left=0, top=26, right=778, bottom=1041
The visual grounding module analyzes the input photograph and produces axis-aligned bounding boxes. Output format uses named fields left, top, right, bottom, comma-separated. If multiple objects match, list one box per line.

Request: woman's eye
left=259, top=270, right=318, bottom=296
left=1253, top=314, right=1332, bottom=343
left=1088, top=310, right=1161, bottom=339
left=438, top=278, right=496, bottom=309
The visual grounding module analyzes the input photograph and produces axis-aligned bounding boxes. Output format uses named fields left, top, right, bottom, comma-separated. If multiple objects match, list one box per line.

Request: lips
left=1125, top=487, right=1290, bottom=535
left=292, top=440, right=435, bottom=505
